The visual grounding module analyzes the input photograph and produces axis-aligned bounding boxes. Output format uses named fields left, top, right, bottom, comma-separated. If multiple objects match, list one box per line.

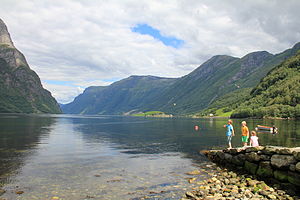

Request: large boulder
left=271, top=154, right=296, bottom=168
left=260, top=154, right=271, bottom=161
left=245, top=146, right=265, bottom=153
left=244, top=161, right=258, bottom=175
left=224, top=153, right=233, bottom=163
left=274, top=170, right=289, bottom=182
left=245, top=152, right=261, bottom=162
left=294, top=151, right=300, bottom=161
left=262, top=146, right=283, bottom=155
left=288, top=171, right=300, bottom=186
left=216, top=151, right=225, bottom=160
left=276, top=148, right=294, bottom=155
left=296, top=162, right=300, bottom=172
left=232, top=154, right=246, bottom=166
left=256, top=161, right=273, bottom=178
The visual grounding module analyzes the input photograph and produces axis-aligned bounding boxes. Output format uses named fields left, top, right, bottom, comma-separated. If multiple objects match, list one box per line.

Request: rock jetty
left=180, top=146, right=299, bottom=199
left=181, top=146, right=300, bottom=200
left=203, top=146, right=300, bottom=189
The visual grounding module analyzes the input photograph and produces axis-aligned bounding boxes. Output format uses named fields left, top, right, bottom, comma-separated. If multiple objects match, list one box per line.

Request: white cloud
left=42, top=82, right=84, bottom=104
left=1, top=0, right=300, bottom=103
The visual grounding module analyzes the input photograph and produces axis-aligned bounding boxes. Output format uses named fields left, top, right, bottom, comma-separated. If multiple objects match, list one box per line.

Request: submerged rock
left=185, top=170, right=201, bottom=175
left=0, top=189, right=5, bottom=195
left=15, top=190, right=24, bottom=195
left=187, top=178, right=197, bottom=183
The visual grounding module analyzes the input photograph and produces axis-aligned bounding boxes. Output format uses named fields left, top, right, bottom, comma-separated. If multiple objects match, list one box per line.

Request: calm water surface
left=0, top=114, right=299, bottom=200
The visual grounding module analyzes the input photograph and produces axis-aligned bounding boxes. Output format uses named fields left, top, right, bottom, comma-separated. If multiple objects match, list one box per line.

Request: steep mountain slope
left=0, top=19, right=61, bottom=113
left=231, top=51, right=300, bottom=118
left=150, top=44, right=300, bottom=114
left=63, top=42, right=300, bottom=115
left=62, top=76, right=176, bottom=114
left=196, top=43, right=300, bottom=117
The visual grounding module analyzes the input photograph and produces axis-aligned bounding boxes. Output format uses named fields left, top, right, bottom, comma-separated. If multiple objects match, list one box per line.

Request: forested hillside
left=231, top=51, right=300, bottom=118
left=62, top=76, right=176, bottom=114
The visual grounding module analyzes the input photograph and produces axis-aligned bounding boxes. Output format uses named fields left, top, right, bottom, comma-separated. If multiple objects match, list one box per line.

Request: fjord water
left=0, top=114, right=299, bottom=199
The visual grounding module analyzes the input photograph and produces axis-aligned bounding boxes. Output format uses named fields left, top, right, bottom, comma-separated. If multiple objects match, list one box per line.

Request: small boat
left=255, top=125, right=278, bottom=134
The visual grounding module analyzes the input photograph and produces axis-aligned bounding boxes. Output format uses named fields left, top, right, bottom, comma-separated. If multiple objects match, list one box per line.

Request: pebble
left=188, top=177, right=197, bottom=183
left=268, top=194, right=277, bottom=199
left=186, top=170, right=201, bottom=175
left=0, top=189, right=5, bottom=195
left=183, top=167, right=297, bottom=200
left=15, top=190, right=24, bottom=195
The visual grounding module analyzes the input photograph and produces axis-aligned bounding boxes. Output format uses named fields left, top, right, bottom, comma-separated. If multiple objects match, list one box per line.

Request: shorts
left=242, top=136, right=249, bottom=143
left=227, top=135, right=232, bottom=143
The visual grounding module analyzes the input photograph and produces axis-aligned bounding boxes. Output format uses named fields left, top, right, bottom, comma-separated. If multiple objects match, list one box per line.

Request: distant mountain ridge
left=62, top=75, right=176, bottom=114
left=62, top=42, right=300, bottom=115
left=0, top=19, right=61, bottom=113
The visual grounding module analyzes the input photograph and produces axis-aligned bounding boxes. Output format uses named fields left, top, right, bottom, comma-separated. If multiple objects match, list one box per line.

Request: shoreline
left=182, top=164, right=298, bottom=200
left=182, top=146, right=300, bottom=200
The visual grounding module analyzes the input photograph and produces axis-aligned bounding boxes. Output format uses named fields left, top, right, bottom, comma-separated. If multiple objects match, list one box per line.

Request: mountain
left=150, top=43, right=300, bottom=114
left=231, top=51, right=300, bottom=118
left=0, top=19, right=61, bottom=113
left=62, top=75, right=176, bottom=114
left=63, top=42, right=300, bottom=115
left=196, top=43, right=300, bottom=117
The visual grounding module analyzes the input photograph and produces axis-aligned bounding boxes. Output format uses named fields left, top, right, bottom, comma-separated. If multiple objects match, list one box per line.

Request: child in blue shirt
left=224, top=120, right=235, bottom=149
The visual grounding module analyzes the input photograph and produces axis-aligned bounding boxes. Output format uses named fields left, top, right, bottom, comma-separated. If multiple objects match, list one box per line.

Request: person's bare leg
left=228, top=142, right=232, bottom=149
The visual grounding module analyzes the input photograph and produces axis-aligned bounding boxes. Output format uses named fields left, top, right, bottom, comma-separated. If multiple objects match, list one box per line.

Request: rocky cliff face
left=0, top=19, right=61, bottom=113
left=0, top=19, right=28, bottom=69
left=0, top=19, right=14, bottom=47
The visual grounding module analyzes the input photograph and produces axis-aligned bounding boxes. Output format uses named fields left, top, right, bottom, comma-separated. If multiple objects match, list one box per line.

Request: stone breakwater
left=203, top=146, right=300, bottom=191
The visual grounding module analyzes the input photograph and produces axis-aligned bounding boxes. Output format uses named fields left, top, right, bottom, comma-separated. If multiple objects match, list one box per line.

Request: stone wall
left=203, top=146, right=300, bottom=190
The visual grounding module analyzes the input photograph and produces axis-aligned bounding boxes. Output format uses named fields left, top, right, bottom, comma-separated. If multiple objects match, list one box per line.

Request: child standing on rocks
left=241, top=121, right=249, bottom=147
left=223, top=120, right=234, bottom=149
left=250, top=131, right=259, bottom=147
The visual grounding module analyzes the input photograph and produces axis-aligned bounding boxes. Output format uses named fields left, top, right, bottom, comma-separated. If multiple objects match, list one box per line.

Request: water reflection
left=73, top=116, right=300, bottom=156
left=0, top=114, right=55, bottom=185
left=0, top=114, right=299, bottom=200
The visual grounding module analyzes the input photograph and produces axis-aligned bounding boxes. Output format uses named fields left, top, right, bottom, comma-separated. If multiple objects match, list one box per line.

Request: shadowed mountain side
left=0, top=19, right=61, bottom=114
left=62, top=76, right=177, bottom=114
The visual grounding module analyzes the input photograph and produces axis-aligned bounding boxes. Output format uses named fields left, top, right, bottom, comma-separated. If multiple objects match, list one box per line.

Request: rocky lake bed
left=181, top=146, right=300, bottom=200
left=182, top=164, right=299, bottom=200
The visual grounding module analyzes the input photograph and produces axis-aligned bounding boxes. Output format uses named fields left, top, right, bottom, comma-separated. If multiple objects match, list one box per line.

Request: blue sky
left=132, top=24, right=184, bottom=48
left=44, top=80, right=76, bottom=86
left=44, top=78, right=118, bottom=87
